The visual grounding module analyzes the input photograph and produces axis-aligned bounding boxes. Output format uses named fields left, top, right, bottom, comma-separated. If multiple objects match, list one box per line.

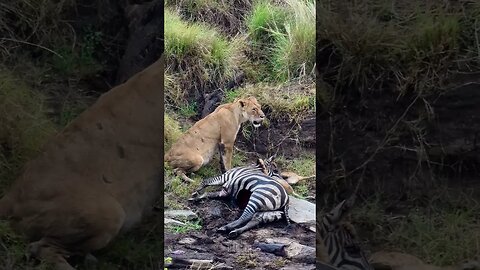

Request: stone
left=165, top=210, right=198, bottom=221
left=164, top=218, right=186, bottom=226
left=178, top=237, right=196, bottom=245
left=258, top=238, right=315, bottom=264
left=288, top=196, right=316, bottom=225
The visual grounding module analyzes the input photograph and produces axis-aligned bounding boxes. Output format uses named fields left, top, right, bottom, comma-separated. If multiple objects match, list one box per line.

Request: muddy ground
left=164, top=199, right=316, bottom=270
left=164, top=116, right=317, bottom=269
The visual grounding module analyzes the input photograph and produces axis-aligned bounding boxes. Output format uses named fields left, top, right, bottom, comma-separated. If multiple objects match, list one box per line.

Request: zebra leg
left=228, top=211, right=284, bottom=238
left=282, top=203, right=293, bottom=232
left=217, top=205, right=256, bottom=233
left=189, top=189, right=228, bottom=202
left=190, top=174, right=225, bottom=197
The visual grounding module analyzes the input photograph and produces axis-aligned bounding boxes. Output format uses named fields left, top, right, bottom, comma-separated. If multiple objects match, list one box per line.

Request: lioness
left=0, top=55, right=163, bottom=269
left=164, top=97, right=265, bottom=182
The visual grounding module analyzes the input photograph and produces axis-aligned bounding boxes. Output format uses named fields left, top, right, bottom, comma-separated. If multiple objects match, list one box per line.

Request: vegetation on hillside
left=0, top=1, right=158, bottom=269
left=164, top=0, right=316, bottom=241
left=318, top=0, right=480, bottom=266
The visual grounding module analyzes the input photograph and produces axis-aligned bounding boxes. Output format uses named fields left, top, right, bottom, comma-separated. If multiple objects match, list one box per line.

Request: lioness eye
left=253, top=108, right=257, bottom=111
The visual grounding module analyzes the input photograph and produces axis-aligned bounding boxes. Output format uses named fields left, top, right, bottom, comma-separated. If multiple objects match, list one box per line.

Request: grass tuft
left=245, top=0, right=315, bottom=82
left=164, top=113, right=183, bottom=152
left=270, top=0, right=316, bottom=81
left=225, top=80, right=315, bottom=123
left=247, top=0, right=289, bottom=43
left=0, top=70, right=55, bottom=192
left=165, top=9, right=242, bottom=78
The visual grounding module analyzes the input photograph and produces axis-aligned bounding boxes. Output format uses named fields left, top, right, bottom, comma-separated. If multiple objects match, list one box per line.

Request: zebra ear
left=266, top=155, right=276, bottom=163
left=256, top=158, right=265, bottom=167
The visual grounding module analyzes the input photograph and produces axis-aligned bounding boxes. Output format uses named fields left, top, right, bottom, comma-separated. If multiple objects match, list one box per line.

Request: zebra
left=317, top=184, right=373, bottom=270
left=189, top=156, right=290, bottom=238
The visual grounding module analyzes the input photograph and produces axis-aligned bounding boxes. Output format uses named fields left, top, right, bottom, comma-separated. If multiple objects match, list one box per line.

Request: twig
left=0, top=38, right=63, bottom=58
left=342, top=93, right=421, bottom=179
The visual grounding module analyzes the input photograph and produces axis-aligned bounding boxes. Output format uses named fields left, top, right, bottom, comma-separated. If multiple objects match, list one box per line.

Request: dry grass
left=0, top=69, right=56, bottom=193
left=0, top=0, right=75, bottom=58
left=164, top=8, right=245, bottom=107
left=317, top=0, right=480, bottom=95
left=225, top=79, right=315, bottom=123
left=165, top=0, right=252, bottom=36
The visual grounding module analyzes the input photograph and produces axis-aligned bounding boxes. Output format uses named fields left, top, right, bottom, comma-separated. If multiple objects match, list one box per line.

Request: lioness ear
left=239, top=99, right=246, bottom=107
left=248, top=96, right=258, bottom=103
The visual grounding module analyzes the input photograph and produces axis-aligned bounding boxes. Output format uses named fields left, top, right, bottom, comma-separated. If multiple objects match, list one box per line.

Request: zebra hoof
left=228, top=230, right=240, bottom=239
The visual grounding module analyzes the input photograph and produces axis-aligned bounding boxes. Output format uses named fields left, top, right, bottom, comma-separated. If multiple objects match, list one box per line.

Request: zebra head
left=318, top=200, right=373, bottom=270
left=255, top=155, right=282, bottom=179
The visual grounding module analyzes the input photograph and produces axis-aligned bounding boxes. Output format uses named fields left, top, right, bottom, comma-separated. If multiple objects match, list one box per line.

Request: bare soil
left=164, top=200, right=315, bottom=269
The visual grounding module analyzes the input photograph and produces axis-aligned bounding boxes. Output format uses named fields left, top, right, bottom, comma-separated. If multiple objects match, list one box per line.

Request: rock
left=165, top=254, right=233, bottom=270
left=283, top=242, right=315, bottom=263
left=165, top=210, right=198, bottom=221
left=257, top=238, right=315, bottom=264
left=282, top=264, right=317, bottom=270
left=288, top=196, right=316, bottom=225
left=164, top=218, right=186, bottom=226
left=178, top=237, right=196, bottom=245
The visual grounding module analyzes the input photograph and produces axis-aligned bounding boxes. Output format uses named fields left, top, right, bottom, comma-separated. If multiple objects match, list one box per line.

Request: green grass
left=277, top=153, right=315, bottom=197
left=164, top=113, right=183, bottom=152
left=245, top=0, right=315, bottom=82
left=318, top=0, right=480, bottom=94
left=164, top=9, right=241, bottom=75
left=352, top=194, right=480, bottom=266
left=166, top=220, right=202, bottom=234
left=178, top=102, right=197, bottom=118
left=270, top=0, right=315, bottom=81
left=0, top=70, right=56, bottom=192
left=247, top=0, right=289, bottom=43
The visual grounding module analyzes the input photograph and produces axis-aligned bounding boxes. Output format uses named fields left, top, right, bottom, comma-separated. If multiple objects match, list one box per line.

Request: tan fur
left=165, top=96, right=265, bottom=182
left=0, top=56, right=163, bottom=269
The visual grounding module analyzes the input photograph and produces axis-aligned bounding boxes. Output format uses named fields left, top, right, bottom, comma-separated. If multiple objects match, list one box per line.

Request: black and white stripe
left=190, top=156, right=290, bottom=237
left=317, top=199, right=373, bottom=270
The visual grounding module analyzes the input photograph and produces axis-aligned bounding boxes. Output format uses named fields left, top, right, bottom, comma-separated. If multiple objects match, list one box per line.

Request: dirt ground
left=164, top=199, right=316, bottom=270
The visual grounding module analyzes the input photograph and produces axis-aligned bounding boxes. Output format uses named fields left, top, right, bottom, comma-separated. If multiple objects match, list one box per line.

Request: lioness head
left=238, top=96, right=265, bottom=128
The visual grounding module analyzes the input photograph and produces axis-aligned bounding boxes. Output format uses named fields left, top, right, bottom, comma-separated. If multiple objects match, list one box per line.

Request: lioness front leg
left=27, top=238, right=75, bottom=270
left=173, top=168, right=194, bottom=183
left=220, top=142, right=234, bottom=171
left=218, top=143, right=227, bottom=173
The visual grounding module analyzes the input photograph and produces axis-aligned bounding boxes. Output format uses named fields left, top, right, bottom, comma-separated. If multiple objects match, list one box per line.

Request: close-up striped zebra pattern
left=317, top=196, right=373, bottom=270
left=189, top=156, right=290, bottom=238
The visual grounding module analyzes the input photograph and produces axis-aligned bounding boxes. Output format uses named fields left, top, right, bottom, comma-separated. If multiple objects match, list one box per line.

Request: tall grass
left=247, top=0, right=289, bottom=43
left=246, top=0, right=315, bottom=82
left=0, top=0, right=75, bottom=58
left=317, top=0, right=480, bottom=95
left=164, top=9, right=242, bottom=79
left=271, top=0, right=315, bottom=81
left=352, top=195, right=480, bottom=266
left=0, top=70, right=55, bottom=192
left=164, top=113, right=182, bottom=152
